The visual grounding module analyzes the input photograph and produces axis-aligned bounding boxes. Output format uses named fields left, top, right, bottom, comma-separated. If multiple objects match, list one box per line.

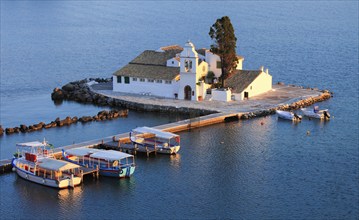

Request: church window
left=216, top=61, right=222, bottom=69
left=117, top=76, right=122, bottom=83
left=185, top=60, right=189, bottom=72
left=185, top=60, right=193, bottom=72
left=124, top=76, right=130, bottom=84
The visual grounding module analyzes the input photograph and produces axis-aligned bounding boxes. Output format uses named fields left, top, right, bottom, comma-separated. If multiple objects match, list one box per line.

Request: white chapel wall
left=113, top=76, right=178, bottom=98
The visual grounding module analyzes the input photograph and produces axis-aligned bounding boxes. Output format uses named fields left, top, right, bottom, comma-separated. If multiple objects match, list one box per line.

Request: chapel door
left=184, top=86, right=192, bottom=100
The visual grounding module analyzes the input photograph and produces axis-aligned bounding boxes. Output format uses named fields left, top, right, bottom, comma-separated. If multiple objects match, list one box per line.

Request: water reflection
left=169, top=154, right=181, bottom=170
left=58, top=186, right=83, bottom=216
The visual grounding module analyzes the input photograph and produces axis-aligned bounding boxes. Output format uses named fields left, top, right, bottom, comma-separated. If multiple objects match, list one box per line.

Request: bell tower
left=178, top=41, right=200, bottom=101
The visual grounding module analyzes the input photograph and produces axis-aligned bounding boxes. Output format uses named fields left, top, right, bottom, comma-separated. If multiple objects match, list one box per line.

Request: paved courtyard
left=91, top=83, right=323, bottom=113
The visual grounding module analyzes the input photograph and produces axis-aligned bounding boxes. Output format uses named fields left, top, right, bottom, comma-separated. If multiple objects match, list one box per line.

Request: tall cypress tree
left=209, top=16, right=238, bottom=88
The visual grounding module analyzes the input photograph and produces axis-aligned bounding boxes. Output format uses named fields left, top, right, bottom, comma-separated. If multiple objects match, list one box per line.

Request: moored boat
left=276, top=110, right=302, bottom=121
left=12, top=141, right=82, bottom=188
left=301, top=106, right=330, bottom=119
left=62, top=148, right=135, bottom=178
left=130, top=126, right=180, bottom=154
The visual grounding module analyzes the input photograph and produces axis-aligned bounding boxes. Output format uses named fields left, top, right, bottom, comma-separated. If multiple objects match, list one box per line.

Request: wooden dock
left=0, top=112, right=242, bottom=174
left=0, top=159, right=13, bottom=173
left=80, top=167, right=99, bottom=178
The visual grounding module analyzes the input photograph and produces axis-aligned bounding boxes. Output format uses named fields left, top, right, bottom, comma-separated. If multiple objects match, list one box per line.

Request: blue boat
left=62, top=148, right=135, bottom=178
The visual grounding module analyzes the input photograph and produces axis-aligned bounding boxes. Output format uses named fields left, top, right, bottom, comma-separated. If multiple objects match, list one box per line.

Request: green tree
left=209, top=16, right=238, bottom=88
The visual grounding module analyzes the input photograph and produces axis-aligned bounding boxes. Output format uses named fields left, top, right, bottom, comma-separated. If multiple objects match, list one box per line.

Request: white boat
left=301, top=106, right=330, bottom=119
left=12, top=141, right=82, bottom=188
left=130, top=126, right=180, bottom=154
left=276, top=110, right=302, bottom=121
left=62, top=147, right=135, bottom=178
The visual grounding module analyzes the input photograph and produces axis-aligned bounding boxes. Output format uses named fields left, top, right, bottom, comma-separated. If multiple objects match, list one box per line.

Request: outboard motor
left=323, top=111, right=330, bottom=119
left=294, top=113, right=302, bottom=121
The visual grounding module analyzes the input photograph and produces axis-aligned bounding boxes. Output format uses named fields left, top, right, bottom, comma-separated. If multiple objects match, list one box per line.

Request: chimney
left=260, top=66, right=264, bottom=72
left=266, top=68, right=269, bottom=74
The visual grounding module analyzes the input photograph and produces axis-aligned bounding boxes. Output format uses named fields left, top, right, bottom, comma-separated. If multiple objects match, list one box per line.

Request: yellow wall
left=234, top=71, right=272, bottom=101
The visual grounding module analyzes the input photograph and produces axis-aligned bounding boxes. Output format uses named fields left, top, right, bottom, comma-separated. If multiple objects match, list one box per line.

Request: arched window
left=184, top=60, right=193, bottom=72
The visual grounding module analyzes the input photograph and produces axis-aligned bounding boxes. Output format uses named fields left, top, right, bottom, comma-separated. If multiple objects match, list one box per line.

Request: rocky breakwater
left=51, top=78, right=216, bottom=116
left=240, top=90, right=332, bottom=120
left=2, top=109, right=128, bottom=136
left=52, top=78, right=110, bottom=104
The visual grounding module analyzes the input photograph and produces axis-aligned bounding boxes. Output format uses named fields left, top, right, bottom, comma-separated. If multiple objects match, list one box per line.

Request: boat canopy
left=16, top=141, right=47, bottom=148
left=38, top=158, right=80, bottom=171
left=90, top=150, right=133, bottom=161
left=65, top=147, right=101, bottom=157
left=132, top=126, right=178, bottom=139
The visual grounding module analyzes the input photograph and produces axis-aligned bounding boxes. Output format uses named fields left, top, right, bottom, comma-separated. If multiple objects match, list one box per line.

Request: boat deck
left=103, top=142, right=159, bottom=157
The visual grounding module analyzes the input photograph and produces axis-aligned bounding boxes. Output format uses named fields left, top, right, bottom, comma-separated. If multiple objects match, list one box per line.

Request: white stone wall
left=113, top=76, right=179, bottom=98
left=205, top=50, right=222, bottom=78
left=178, top=72, right=198, bottom=100
left=212, top=89, right=232, bottom=102
left=166, top=58, right=180, bottom=67
left=205, top=50, right=243, bottom=78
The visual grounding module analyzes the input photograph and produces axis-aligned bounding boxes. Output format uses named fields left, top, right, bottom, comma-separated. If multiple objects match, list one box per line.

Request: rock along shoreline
left=0, top=78, right=332, bottom=137
left=1, top=109, right=128, bottom=136
left=51, top=78, right=217, bottom=116
left=51, top=78, right=332, bottom=119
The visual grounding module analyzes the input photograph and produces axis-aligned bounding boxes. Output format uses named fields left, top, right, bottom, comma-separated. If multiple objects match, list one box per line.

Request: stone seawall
left=51, top=78, right=332, bottom=121
left=51, top=78, right=217, bottom=116
left=240, top=92, right=332, bottom=119
left=1, top=109, right=128, bottom=136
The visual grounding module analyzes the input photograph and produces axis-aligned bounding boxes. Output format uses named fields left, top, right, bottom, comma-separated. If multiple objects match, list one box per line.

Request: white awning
left=131, top=126, right=178, bottom=139
left=16, top=141, right=47, bottom=148
left=90, top=150, right=133, bottom=161
left=65, top=147, right=100, bottom=157
left=38, top=158, right=80, bottom=171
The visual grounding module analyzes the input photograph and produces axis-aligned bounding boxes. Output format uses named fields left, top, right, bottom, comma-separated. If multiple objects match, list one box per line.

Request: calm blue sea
left=0, top=1, right=358, bottom=219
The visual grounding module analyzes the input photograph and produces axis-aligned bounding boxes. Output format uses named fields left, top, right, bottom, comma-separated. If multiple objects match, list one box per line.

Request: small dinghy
left=276, top=110, right=302, bottom=121
left=301, top=106, right=330, bottom=119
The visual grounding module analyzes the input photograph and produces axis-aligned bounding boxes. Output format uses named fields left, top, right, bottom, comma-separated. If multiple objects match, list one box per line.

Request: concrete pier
left=0, top=84, right=331, bottom=174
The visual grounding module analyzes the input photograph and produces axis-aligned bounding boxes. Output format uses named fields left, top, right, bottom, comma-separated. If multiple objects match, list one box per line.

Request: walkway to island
left=0, top=83, right=330, bottom=173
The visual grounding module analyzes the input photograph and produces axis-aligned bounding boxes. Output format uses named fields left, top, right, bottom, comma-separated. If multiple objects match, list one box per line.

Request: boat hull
left=99, top=166, right=136, bottom=178
left=301, top=108, right=329, bottom=119
left=133, top=143, right=180, bottom=155
left=276, top=110, right=302, bottom=121
left=62, top=151, right=135, bottom=178
left=12, top=159, right=81, bottom=189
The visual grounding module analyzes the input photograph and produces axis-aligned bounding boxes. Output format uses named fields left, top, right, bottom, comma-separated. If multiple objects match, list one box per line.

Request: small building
left=112, top=41, right=272, bottom=102
left=226, top=67, right=272, bottom=101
